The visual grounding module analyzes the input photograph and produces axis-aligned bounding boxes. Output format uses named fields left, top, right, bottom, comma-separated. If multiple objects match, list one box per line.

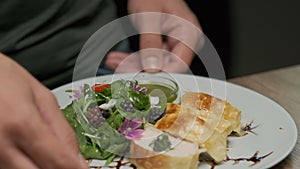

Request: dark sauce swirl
left=242, top=120, right=260, bottom=135
left=200, top=151, right=273, bottom=169
left=225, top=151, right=273, bottom=166
left=89, top=157, right=136, bottom=169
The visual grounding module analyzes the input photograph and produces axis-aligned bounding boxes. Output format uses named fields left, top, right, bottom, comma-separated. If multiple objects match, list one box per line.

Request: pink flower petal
left=140, top=87, right=148, bottom=93
left=119, top=116, right=144, bottom=140
left=119, top=117, right=131, bottom=133
left=69, top=86, right=84, bottom=100
left=125, top=129, right=144, bottom=140
left=130, top=119, right=142, bottom=129
left=130, top=129, right=144, bottom=136
left=123, top=117, right=131, bottom=128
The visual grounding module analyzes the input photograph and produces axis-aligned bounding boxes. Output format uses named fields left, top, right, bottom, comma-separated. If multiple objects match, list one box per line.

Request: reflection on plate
left=52, top=74, right=297, bottom=169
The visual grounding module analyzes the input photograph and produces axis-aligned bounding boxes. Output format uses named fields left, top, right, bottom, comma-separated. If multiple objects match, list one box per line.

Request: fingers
left=105, top=52, right=130, bottom=70
left=0, top=53, right=88, bottom=169
left=33, top=85, right=79, bottom=151
left=128, top=4, right=165, bottom=72
left=0, top=141, right=38, bottom=169
left=162, top=42, right=195, bottom=73
left=172, top=43, right=195, bottom=67
left=11, top=105, right=88, bottom=169
left=113, top=52, right=143, bottom=73
left=31, top=80, right=89, bottom=169
left=128, top=0, right=203, bottom=73
left=128, top=0, right=163, bottom=14
left=19, top=64, right=81, bottom=154
left=105, top=51, right=144, bottom=73
left=0, top=101, right=88, bottom=169
left=139, top=34, right=164, bottom=72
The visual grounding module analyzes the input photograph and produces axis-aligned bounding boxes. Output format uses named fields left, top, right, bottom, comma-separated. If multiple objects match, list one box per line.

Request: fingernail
left=146, top=56, right=159, bottom=67
left=78, top=153, right=89, bottom=169
left=143, top=56, right=163, bottom=72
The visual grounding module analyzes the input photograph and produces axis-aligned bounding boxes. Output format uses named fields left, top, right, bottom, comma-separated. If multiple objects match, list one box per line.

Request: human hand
left=105, top=51, right=142, bottom=73
left=0, top=53, right=88, bottom=169
left=128, top=0, right=203, bottom=73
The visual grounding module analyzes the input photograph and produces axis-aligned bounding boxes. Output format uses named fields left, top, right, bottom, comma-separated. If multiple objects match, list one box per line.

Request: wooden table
left=229, top=65, right=300, bottom=169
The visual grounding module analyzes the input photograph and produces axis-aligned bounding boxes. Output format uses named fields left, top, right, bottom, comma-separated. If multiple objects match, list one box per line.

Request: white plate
left=52, top=73, right=297, bottom=169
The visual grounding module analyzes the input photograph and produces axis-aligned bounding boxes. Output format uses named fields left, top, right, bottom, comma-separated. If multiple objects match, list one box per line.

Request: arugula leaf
left=62, top=83, right=131, bottom=162
left=62, top=102, right=114, bottom=160
left=95, top=87, right=111, bottom=105
left=128, top=91, right=150, bottom=111
left=110, top=80, right=128, bottom=99
left=61, top=80, right=162, bottom=164
left=105, top=111, right=125, bottom=130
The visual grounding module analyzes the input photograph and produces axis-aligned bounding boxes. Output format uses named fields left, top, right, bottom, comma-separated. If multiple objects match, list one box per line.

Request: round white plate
left=52, top=73, right=297, bottom=169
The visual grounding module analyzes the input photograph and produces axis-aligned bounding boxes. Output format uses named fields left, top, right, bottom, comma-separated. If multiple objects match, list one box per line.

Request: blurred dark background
left=228, top=0, right=300, bottom=77
left=115, top=0, right=300, bottom=79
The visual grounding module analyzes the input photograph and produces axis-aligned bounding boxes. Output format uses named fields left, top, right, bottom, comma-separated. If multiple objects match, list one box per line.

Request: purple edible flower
left=69, top=86, right=83, bottom=100
left=132, top=83, right=147, bottom=93
left=119, top=117, right=144, bottom=140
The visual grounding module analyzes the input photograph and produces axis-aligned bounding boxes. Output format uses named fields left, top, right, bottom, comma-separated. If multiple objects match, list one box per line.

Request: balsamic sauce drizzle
left=242, top=120, right=260, bottom=135
left=89, top=157, right=136, bottom=169
left=200, top=151, right=273, bottom=169
left=225, top=151, right=273, bottom=166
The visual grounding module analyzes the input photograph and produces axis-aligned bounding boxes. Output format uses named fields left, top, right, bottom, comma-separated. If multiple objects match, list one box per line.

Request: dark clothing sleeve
left=0, top=0, right=117, bottom=89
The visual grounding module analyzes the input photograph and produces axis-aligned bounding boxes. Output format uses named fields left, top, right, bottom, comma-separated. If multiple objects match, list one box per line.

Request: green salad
left=62, top=79, right=167, bottom=164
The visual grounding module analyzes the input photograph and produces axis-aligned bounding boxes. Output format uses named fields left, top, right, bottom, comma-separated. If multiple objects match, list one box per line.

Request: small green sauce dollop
left=140, top=84, right=177, bottom=103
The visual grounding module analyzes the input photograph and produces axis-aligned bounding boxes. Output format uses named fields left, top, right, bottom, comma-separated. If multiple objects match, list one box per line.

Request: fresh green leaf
left=128, top=91, right=150, bottom=111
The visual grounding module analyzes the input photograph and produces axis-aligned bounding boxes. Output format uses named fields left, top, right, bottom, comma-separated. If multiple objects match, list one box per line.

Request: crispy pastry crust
left=155, top=92, right=242, bottom=162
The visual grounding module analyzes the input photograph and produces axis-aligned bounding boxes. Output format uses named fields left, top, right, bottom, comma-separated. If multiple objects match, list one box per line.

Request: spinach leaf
left=61, top=83, right=131, bottom=162
left=62, top=102, right=115, bottom=160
